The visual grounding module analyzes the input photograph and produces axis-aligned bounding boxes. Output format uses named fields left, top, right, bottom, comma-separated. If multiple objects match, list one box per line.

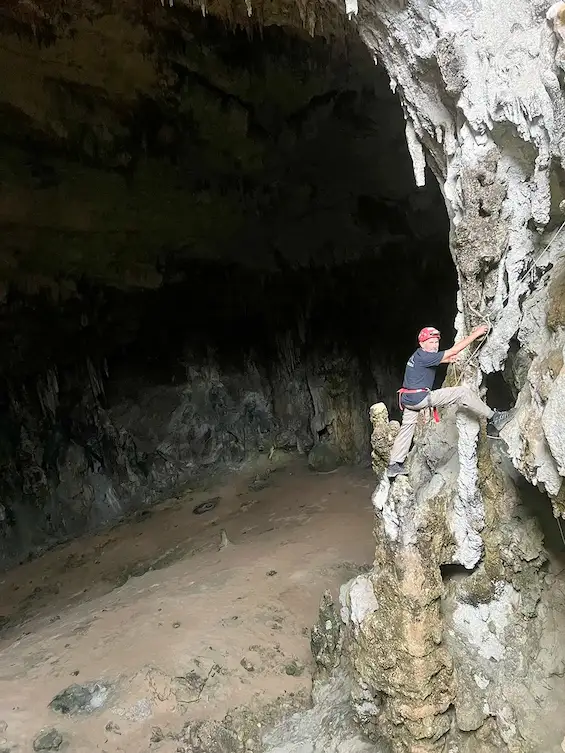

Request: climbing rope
left=557, top=515, right=565, bottom=549
left=450, top=294, right=491, bottom=387
left=500, top=219, right=565, bottom=307
left=450, top=219, right=565, bottom=387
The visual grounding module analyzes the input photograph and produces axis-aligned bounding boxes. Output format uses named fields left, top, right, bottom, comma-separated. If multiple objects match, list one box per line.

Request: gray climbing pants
left=389, top=386, right=494, bottom=465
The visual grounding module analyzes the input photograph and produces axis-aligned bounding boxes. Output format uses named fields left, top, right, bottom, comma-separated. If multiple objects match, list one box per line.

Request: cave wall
left=0, top=4, right=458, bottom=569
left=0, top=248, right=454, bottom=571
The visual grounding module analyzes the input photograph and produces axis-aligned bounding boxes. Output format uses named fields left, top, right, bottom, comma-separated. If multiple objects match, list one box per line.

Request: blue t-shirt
left=401, top=348, right=445, bottom=406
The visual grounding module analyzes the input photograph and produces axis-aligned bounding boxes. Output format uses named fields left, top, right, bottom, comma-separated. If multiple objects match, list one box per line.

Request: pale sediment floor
left=0, top=456, right=375, bottom=752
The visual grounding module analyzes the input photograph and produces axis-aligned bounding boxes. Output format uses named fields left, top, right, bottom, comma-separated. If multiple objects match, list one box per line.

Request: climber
left=386, top=325, right=509, bottom=478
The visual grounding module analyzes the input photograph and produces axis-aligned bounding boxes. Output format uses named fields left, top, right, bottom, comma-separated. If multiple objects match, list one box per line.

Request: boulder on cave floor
left=308, top=444, right=342, bottom=473
left=32, top=728, right=64, bottom=751
left=49, top=681, right=110, bottom=716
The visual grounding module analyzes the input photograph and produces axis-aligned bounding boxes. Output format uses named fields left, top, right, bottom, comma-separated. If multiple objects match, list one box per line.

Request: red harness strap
left=397, top=388, right=440, bottom=423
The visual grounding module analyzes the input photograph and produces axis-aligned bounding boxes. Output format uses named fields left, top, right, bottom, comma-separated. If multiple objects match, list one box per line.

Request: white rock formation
left=295, top=2, right=565, bottom=750
left=353, top=0, right=565, bottom=515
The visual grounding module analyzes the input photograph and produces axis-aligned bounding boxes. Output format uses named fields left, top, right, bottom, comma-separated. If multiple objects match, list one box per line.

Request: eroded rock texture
left=333, top=405, right=565, bottom=753
left=354, top=0, right=565, bottom=515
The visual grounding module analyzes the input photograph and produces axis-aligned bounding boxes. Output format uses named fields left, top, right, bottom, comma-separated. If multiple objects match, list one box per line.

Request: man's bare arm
left=440, top=325, right=488, bottom=364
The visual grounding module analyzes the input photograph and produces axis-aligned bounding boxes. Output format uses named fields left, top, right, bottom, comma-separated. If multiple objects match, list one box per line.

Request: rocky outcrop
left=368, top=402, right=399, bottom=477
left=331, top=404, right=565, bottom=752
left=344, top=476, right=455, bottom=751
left=354, top=0, right=565, bottom=517
left=263, top=669, right=375, bottom=753
left=319, top=3, right=565, bottom=746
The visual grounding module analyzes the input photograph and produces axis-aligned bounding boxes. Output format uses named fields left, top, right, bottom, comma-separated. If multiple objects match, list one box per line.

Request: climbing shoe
left=387, top=462, right=408, bottom=478
left=486, top=421, right=500, bottom=438
left=487, top=409, right=511, bottom=437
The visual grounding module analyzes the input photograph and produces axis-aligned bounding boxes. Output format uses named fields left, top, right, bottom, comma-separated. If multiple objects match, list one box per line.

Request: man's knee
left=458, top=387, right=473, bottom=403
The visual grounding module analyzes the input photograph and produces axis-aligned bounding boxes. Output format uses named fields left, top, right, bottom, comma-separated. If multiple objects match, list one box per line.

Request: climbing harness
left=397, top=387, right=440, bottom=423
left=398, top=328, right=442, bottom=422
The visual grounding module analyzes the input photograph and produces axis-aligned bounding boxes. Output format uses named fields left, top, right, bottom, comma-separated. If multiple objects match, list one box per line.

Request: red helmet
left=418, top=326, right=441, bottom=343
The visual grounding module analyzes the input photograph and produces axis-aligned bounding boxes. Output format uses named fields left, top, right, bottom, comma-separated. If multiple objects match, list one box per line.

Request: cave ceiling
left=0, top=0, right=447, bottom=292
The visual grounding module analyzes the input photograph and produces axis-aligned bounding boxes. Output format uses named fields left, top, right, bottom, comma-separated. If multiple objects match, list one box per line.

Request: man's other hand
left=471, top=324, right=488, bottom=339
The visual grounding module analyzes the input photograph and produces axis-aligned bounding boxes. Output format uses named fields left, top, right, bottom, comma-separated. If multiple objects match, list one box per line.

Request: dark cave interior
left=0, top=4, right=456, bottom=568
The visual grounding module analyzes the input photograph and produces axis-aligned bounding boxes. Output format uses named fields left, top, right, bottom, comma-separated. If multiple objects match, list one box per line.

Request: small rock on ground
left=284, top=660, right=304, bottom=676
left=150, top=726, right=165, bottom=743
left=33, top=728, right=63, bottom=751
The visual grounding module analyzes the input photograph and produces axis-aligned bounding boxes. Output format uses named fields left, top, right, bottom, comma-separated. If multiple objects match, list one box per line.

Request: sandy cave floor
left=0, top=455, right=376, bottom=752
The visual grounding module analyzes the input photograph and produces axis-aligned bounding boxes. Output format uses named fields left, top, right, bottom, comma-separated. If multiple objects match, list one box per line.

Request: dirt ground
left=0, top=455, right=376, bottom=752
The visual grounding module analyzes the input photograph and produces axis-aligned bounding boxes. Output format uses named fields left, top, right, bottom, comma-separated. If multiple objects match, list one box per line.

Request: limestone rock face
left=354, top=0, right=565, bottom=517
left=264, top=670, right=375, bottom=753
left=328, top=5, right=565, bottom=749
